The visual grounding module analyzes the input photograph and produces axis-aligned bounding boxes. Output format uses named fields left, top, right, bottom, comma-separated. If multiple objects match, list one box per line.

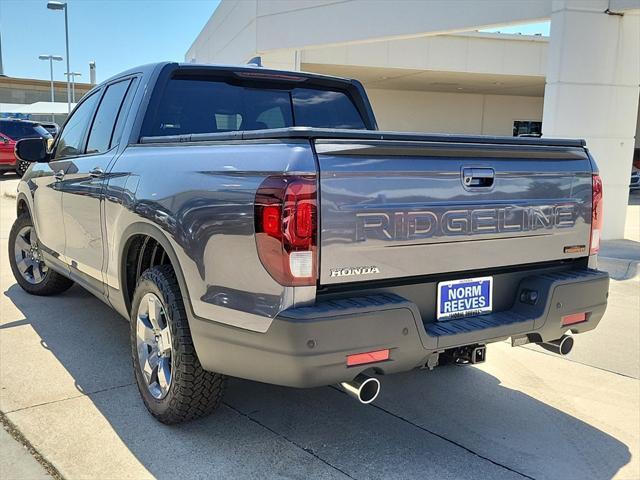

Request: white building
left=187, top=0, right=640, bottom=239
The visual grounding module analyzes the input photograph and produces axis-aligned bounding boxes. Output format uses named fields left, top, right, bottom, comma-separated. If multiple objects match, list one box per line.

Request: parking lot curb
left=599, top=256, right=640, bottom=281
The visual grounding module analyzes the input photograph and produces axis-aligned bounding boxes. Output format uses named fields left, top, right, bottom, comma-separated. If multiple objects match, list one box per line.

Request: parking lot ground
left=1, top=176, right=639, bottom=480
left=0, top=423, right=51, bottom=480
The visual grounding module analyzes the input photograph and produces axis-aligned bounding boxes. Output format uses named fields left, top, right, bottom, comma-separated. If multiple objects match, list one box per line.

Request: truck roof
left=102, top=61, right=355, bottom=87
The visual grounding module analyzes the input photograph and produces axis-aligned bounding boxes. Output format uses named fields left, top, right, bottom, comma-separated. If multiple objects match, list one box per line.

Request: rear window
left=0, top=121, right=51, bottom=140
left=144, top=77, right=366, bottom=137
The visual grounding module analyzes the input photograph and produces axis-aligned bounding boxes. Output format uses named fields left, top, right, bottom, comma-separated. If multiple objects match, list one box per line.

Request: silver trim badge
left=330, top=266, right=381, bottom=278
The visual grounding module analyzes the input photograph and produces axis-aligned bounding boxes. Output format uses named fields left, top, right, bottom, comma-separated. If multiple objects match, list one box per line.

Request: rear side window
left=111, top=78, right=139, bottom=149
left=86, top=79, right=132, bottom=154
left=33, top=124, right=51, bottom=138
left=144, top=77, right=365, bottom=137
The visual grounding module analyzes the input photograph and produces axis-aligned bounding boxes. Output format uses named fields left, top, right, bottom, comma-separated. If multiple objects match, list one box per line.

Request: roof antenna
left=247, top=56, right=262, bottom=67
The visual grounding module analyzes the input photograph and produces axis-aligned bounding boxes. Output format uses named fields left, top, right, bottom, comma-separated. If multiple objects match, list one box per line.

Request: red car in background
left=0, top=119, right=52, bottom=177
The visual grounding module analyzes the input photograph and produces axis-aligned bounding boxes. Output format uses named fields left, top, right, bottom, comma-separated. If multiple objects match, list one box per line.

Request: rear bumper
left=190, top=268, right=609, bottom=387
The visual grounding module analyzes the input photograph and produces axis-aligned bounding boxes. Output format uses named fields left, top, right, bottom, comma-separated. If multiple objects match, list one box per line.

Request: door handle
left=54, top=169, right=65, bottom=181
left=462, top=168, right=494, bottom=188
left=89, top=167, right=104, bottom=178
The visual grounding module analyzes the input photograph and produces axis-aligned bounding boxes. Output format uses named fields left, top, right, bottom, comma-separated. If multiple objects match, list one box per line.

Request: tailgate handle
left=462, top=168, right=494, bottom=188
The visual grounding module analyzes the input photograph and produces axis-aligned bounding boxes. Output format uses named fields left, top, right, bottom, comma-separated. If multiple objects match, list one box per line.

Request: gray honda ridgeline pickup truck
left=10, top=62, right=609, bottom=424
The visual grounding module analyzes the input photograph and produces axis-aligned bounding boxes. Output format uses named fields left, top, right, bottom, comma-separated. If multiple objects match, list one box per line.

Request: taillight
left=590, top=174, right=603, bottom=255
left=255, top=175, right=317, bottom=286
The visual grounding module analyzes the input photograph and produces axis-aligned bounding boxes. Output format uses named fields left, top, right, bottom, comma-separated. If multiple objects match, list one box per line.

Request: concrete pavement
left=1, top=175, right=639, bottom=479
left=0, top=426, right=51, bottom=480
left=526, top=193, right=640, bottom=380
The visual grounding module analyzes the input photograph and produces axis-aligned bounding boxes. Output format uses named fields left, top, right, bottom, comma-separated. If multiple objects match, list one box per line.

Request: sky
left=0, top=0, right=549, bottom=85
left=482, top=21, right=550, bottom=36
left=0, top=0, right=221, bottom=84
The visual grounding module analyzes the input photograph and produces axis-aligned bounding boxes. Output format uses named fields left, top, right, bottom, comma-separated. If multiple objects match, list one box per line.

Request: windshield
left=144, top=77, right=366, bottom=137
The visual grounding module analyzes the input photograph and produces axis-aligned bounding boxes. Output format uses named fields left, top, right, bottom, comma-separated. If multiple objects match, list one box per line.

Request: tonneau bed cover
left=140, top=126, right=587, bottom=148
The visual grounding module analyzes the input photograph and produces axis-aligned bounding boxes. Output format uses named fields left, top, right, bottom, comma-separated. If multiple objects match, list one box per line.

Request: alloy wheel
left=13, top=226, right=48, bottom=284
left=136, top=293, right=173, bottom=399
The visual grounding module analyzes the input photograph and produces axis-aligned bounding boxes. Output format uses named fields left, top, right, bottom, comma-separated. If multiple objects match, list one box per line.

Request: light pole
left=0, top=24, right=5, bottom=77
left=47, top=2, right=70, bottom=113
left=38, top=54, right=63, bottom=123
left=65, top=72, right=82, bottom=103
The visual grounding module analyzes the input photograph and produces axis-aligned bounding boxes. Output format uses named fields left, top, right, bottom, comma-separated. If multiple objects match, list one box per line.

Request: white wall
left=542, top=1, right=640, bottom=239
left=185, top=0, right=258, bottom=64
left=253, top=0, right=552, bottom=51
left=366, top=89, right=543, bottom=135
left=300, top=32, right=548, bottom=77
left=636, top=97, right=640, bottom=149
left=187, top=0, right=555, bottom=61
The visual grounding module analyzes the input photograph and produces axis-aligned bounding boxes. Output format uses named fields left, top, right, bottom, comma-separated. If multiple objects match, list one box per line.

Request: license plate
left=437, top=276, right=493, bottom=321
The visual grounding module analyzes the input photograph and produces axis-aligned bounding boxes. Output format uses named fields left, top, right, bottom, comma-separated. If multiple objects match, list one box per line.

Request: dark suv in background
left=631, top=149, right=640, bottom=193
left=0, top=119, right=52, bottom=177
left=38, top=122, right=60, bottom=138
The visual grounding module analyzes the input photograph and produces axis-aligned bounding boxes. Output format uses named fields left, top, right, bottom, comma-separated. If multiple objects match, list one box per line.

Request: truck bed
left=139, top=126, right=594, bottom=288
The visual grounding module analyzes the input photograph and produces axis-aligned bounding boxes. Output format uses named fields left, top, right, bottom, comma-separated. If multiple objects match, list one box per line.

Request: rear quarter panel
left=104, top=141, right=317, bottom=332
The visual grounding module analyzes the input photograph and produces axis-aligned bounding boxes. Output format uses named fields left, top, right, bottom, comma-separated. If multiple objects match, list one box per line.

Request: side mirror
left=1, top=137, right=8, bottom=144
left=15, top=138, right=49, bottom=163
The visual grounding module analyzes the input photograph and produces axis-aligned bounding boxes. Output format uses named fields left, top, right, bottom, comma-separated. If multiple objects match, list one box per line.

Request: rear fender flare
left=118, top=222, right=193, bottom=318
left=15, top=192, right=32, bottom=218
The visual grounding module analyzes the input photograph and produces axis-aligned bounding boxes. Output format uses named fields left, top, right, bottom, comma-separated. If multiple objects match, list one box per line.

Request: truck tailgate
left=316, top=140, right=593, bottom=285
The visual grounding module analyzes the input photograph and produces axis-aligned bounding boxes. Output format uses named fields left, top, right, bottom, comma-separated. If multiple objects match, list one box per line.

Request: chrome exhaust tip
left=339, top=374, right=381, bottom=404
left=539, top=334, right=574, bottom=356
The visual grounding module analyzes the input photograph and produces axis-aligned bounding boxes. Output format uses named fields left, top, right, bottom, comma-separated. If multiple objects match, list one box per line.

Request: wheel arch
left=16, top=193, right=31, bottom=218
left=118, top=222, right=193, bottom=318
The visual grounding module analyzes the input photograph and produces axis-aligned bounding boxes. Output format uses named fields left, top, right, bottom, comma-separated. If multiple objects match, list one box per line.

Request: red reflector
left=347, top=349, right=390, bottom=367
left=262, top=205, right=281, bottom=238
left=562, top=312, right=587, bottom=326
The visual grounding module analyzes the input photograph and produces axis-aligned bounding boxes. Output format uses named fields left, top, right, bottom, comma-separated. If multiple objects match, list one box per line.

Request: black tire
left=130, top=265, right=226, bottom=424
left=15, top=160, right=30, bottom=178
left=9, top=213, right=74, bottom=295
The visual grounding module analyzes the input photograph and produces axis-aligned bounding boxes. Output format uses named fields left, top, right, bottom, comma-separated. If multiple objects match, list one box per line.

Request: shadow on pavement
left=0, top=173, right=19, bottom=181
left=2, top=282, right=632, bottom=480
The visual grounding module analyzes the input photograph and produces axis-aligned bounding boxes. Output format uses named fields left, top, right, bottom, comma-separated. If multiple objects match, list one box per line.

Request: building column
left=542, top=0, right=640, bottom=239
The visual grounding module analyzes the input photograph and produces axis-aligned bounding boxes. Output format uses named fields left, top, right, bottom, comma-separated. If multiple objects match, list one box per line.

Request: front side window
left=144, top=76, right=365, bottom=137
left=54, top=92, right=100, bottom=159
left=86, top=79, right=132, bottom=154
